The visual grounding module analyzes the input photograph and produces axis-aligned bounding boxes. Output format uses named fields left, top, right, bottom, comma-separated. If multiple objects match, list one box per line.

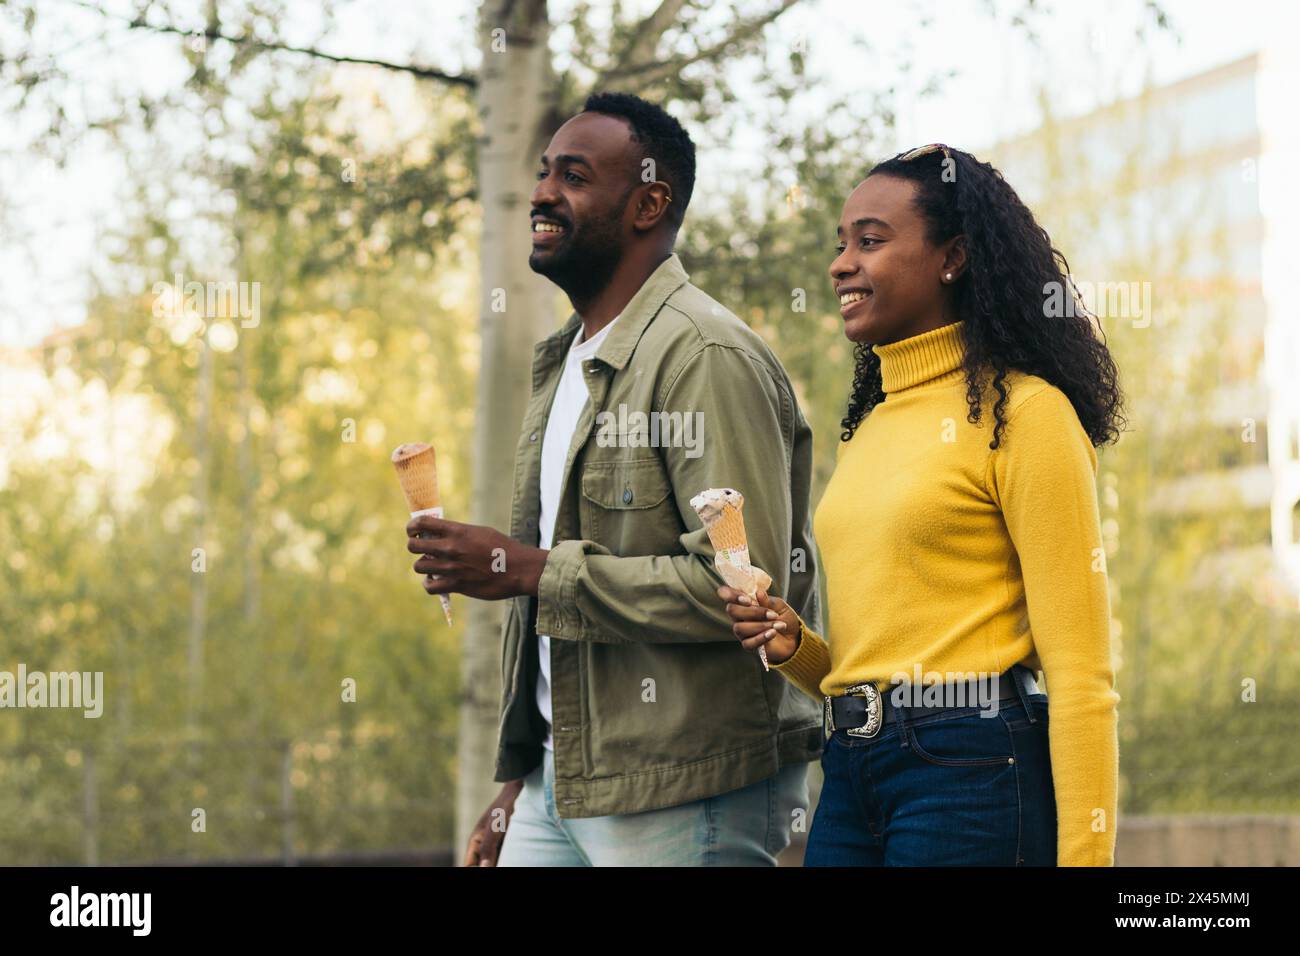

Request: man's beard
left=529, top=216, right=625, bottom=303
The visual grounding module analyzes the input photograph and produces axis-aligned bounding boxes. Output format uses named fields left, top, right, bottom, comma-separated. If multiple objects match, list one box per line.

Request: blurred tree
left=988, top=89, right=1300, bottom=813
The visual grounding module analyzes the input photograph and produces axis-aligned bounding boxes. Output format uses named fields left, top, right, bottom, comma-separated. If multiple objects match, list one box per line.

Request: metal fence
left=3, top=707, right=1297, bottom=866
left=0, top=731, right=455, bottom=866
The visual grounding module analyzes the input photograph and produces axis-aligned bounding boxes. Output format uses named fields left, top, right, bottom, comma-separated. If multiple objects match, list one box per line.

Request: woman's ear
left=941, top=235, right=968, bottom=283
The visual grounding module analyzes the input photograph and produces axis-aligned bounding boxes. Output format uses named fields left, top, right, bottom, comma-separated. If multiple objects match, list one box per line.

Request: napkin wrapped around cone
left=690, top=488, right=772, bottom=669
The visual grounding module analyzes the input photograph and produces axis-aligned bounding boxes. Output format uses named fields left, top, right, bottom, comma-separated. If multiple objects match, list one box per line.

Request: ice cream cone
left=392, top=442, right=441, bottom=512
left=706, top=503, right=748, bottom=553
left=392, top=442, right=453, bottom=626
left=690, top=488, right=770, bottom=670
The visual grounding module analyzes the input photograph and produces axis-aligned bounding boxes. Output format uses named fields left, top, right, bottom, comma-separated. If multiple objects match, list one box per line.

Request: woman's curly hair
left=840, top=147, right=1125, bottom=450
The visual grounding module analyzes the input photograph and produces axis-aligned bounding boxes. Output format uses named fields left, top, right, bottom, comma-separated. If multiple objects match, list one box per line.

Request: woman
left=720, top=144, right=1124, bottom=866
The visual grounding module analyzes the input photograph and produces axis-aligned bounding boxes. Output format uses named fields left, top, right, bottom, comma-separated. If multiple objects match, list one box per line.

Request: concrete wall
left=1117, top=815, right=1300, bottom=866
left=779, top=816, right=1300, bottom=866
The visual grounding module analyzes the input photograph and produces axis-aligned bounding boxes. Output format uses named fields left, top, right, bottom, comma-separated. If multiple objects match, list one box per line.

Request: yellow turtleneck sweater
left=776, top=319, right=1119, bottom=867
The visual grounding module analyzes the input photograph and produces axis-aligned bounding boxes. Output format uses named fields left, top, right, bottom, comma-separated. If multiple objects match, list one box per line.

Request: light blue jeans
left=497, top=748, right=809, bottom=866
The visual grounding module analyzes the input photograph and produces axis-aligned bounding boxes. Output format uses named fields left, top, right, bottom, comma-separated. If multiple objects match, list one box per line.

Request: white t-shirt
left=536, top=314, right=621, bottom=750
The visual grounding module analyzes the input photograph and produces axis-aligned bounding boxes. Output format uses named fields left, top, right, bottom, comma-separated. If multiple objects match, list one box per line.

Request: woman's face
left=828, top=174, right=958, bottom=346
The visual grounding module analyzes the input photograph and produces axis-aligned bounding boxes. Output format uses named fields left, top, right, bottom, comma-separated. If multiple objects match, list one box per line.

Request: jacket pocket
left=579, top=457, right=676, bottom=553
left=581, top=457, right=672, bottom=509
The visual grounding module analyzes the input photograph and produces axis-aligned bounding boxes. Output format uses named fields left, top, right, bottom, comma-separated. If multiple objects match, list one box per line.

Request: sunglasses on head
left=898, top=143, right=953, bottom=163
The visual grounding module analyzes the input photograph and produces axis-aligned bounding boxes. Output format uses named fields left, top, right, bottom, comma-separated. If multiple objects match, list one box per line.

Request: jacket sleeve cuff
left=771, top=610, right=832, bottom=701
left=535, top=539, right=584, bottom=638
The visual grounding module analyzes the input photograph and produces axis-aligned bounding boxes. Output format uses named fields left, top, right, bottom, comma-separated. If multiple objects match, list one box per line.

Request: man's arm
left=536, top=342, right=796, bottom=645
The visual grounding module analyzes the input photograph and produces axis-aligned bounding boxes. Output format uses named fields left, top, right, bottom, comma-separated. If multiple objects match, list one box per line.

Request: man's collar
left=592, top=254, right=688, bottom=371
left=537, top=254, right=689, bottom=372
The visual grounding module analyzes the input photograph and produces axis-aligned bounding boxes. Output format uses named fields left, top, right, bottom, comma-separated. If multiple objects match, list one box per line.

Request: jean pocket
left=904, top=710, right=1015, bottom=767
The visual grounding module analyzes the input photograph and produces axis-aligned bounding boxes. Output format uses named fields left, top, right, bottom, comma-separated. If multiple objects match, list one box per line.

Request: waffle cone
left=691, top=487, right=769, bottom=669
left=393, top=442, right=454, bottom=627
left=703, top=504, right=748, bottom=552
left=392, top=443, right=441, bottom=513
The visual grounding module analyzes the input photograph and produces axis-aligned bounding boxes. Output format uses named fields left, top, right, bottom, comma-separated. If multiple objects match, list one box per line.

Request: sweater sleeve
left=770, top=435, right=845, bottom=700
left=989, top=386, right=1120, bottom=867
left=771, top=609, right=832, bottom=701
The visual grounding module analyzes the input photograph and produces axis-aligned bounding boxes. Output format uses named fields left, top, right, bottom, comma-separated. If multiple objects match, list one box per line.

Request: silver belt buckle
left=844, top=682, right=883, bottom=739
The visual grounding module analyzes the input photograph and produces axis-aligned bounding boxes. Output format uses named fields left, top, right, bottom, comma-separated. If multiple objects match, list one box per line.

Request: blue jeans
left=497, top=748, right=809, bottom=866
left=804, top=692, right=1057, bottom=866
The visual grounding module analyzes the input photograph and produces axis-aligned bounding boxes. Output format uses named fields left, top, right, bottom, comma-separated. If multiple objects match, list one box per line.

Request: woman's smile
left=838, top=286, right=872, bottom=318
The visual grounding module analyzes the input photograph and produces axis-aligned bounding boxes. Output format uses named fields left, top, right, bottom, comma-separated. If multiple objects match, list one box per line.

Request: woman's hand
left=717, top=586, right=802, bottom=664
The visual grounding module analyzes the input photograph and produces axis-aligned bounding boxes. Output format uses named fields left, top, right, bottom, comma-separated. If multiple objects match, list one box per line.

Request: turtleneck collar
left=872, top=319, right=966, bottom=395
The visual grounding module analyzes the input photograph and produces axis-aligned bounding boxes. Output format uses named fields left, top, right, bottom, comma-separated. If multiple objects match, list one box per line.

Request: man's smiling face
left=528, top=112, right=639, bottom=293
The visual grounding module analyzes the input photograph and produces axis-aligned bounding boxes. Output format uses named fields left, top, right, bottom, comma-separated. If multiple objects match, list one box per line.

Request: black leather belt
left=823, top=665, right=1041, bottom=740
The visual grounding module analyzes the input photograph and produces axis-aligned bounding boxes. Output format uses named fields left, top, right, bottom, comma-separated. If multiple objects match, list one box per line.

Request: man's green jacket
left=495, top=253, right=824, bottom=817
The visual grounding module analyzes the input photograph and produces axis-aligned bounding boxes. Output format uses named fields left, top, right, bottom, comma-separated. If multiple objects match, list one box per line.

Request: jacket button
left=622, top=488, right=633, bottom=504
left=529, top=431, right=538, bottom=442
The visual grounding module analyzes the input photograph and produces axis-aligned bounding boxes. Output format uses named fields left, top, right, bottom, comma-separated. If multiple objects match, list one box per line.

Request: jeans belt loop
left=1011, top=664, right=1039, bottom=724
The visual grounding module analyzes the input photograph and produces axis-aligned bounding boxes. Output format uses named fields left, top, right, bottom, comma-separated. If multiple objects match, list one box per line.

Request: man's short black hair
left=582, top=92, right=695, bottom=228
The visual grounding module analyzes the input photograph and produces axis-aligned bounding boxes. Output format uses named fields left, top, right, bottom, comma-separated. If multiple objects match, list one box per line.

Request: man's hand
left=463, top=780, right=524, bottom=867
left=717, top=586, right=802, bottom=664
left=407, top=515, right=548, bottom=601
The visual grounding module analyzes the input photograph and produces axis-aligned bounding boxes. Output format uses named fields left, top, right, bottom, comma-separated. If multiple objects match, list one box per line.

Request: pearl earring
left=944, top=273, right=953, bottom=281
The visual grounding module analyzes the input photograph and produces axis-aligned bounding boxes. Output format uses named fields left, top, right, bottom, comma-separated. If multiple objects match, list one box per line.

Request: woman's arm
left=990, top=385, right=1121, bottom=867
left=773, top=606, right=832, bottom=701
left=719, top=586, right=832, bottom=701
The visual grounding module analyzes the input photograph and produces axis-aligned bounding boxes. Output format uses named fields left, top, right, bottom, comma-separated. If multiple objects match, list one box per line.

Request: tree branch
left=617, top=0, right=690, bottom=71
left=61, top=0, right=478, bottom=87
left=598, top=0, right=798, bottom=91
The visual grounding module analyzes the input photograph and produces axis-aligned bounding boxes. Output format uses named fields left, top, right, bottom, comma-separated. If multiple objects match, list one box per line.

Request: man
left=407, top=92, right=823, bottom=866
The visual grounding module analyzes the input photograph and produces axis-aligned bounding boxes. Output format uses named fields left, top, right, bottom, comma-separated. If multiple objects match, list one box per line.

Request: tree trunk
left=459, top=0, right=558, bottom=852
left=188, top=338, right=214, bottom=733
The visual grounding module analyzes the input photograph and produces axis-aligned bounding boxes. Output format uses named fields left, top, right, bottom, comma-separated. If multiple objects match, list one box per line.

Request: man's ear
left=632, top=181, right=673, bottom=232
left=940, top=235, right=968, bottom=282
